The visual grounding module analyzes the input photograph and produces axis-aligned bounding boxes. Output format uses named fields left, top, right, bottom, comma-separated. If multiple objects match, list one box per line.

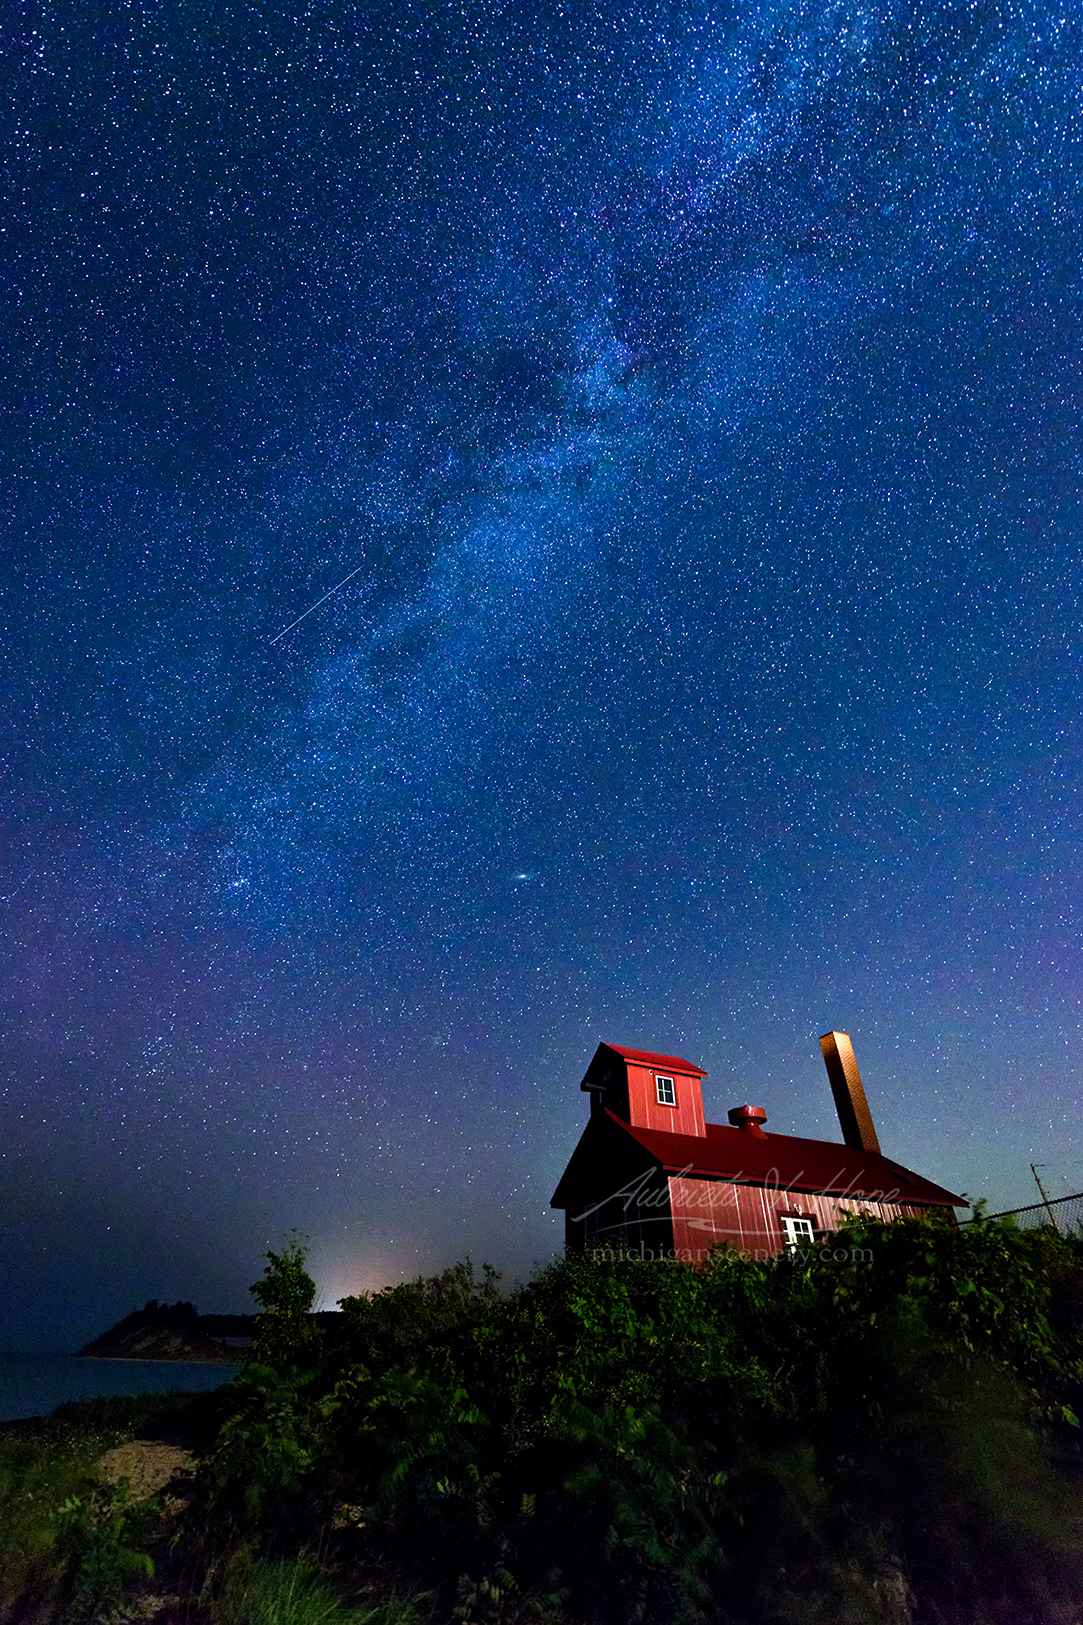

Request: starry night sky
left=3, top=0, right=1082, bottom=1352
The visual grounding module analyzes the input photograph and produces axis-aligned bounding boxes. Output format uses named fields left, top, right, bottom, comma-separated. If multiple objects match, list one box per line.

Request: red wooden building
left=551, top=1032, right=966, bottom=1260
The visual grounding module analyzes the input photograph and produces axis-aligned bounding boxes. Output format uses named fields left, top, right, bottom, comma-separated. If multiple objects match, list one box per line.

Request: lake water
left=0, top=1353, right=238, bottom=1423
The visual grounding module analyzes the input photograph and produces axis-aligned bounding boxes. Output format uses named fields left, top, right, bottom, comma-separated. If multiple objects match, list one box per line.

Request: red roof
left=610, top=1110, right=966, bottom=1207
left=602, top=1043, right=707, bottom=1077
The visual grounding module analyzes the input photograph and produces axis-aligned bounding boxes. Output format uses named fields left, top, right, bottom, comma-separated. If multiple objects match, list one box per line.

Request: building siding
left=668, top=1176, right=936, bottom=1261
left=623, top=1061, right=707, bottom=1138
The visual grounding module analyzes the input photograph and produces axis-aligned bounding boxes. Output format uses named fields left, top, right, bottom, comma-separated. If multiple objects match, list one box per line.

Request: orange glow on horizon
left=310, top=1244, right=420, bottom=1307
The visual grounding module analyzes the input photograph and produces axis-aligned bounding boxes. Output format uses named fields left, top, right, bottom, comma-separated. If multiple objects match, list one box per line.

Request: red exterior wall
left=558, top=1116, right=675, bottom=1257
left=668, top=1176, right=937, bottom=1262
left=624, top=1063, right=706, bottom=1138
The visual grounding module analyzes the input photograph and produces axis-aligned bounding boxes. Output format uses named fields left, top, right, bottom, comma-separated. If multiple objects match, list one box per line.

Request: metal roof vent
left=728, top=1104, right=768, bottom=1136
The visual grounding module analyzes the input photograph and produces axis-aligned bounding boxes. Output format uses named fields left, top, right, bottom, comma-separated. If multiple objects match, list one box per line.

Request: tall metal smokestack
left=819, top=1031, right=881, bottom=1154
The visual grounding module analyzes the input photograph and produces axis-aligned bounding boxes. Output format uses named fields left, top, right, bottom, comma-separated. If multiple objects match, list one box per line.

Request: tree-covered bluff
left=4, top=1215, right=1083, bottom=1625
left=77, top=1302, right=244, bottom=1364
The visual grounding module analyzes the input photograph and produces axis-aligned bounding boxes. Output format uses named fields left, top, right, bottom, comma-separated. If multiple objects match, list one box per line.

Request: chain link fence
left=961, top=1191, right=1083, bottom=1235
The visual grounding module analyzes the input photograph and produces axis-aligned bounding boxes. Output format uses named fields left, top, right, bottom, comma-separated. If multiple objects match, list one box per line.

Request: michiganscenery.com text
left=589, top=1242, right=877, bottom=1265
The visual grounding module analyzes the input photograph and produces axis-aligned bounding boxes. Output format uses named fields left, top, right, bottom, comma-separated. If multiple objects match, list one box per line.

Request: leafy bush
left=0, top=1431, right=97, bottom=1625
left=202, top=1239, right=330, bottom=1543
left=249, top=1234, right=323, bottom=1374
left=193, top=1221, right=1083, bottom=1625
left=55, top=1477, right=157, bottom=1623
left=337, top=1261, right=502, bottom=1375
left=0, top=1420, right=170, bottom=1625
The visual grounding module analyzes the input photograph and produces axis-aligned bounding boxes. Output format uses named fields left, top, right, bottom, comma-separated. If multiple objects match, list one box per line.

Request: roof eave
left=609, top=1112, right=967, bottom=1207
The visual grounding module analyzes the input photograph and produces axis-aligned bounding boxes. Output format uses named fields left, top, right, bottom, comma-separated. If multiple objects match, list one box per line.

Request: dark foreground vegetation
left=4, top=1213, right=1083, bottom=1625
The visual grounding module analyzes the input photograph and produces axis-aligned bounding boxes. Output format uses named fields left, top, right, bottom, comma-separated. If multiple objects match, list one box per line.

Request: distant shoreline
left=74, top=1354, right=242, bottom=1366
left=0, top=1350, right=235, bottom=1425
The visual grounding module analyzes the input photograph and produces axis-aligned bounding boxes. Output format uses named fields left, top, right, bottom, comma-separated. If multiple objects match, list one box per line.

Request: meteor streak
left=268, top=563, right=367, bottom=644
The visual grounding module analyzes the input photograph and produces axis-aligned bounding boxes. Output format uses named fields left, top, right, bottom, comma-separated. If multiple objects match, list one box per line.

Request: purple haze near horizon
left=2, top=0, right=1082, bottom=1351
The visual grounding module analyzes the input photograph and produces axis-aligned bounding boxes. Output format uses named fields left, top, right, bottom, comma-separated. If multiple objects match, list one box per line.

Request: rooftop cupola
left=580, top=1042, right=707, bottom=1137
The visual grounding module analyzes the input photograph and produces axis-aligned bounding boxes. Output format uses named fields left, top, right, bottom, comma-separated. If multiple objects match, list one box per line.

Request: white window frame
left=655, top=1074, right=676, bottom=1106
left=780, top=1214, right=815, bottom=1249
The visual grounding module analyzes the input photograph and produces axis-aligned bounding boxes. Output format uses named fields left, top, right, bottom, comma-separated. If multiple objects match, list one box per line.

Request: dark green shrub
left=202, top=1237, right=334, bottom=1543
left=192, top=1221, right=1083, bottom=1625
left=55, top=1477, right=157, bottom=1623
left=0, top=1432, right=96, bottom=1625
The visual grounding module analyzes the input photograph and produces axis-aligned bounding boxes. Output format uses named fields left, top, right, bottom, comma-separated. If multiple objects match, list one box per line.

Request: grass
left=213, top=1556, right=429, bottom=1625
left=0, top=1426, right=102, bottom=1625
left=0, top=1387, right=228, bottom=1625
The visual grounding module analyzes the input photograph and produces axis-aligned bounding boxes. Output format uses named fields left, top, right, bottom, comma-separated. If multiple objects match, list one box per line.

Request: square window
left=780, top=1215, right=815, bottom=1249
left=655, top=1075, right=676, bottom=1106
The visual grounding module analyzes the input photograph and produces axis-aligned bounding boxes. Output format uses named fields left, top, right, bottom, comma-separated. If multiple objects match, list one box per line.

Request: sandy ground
left=97, top=1439, right=197, bottom=1502
left=95, top=1442, right=204, bottom=1622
